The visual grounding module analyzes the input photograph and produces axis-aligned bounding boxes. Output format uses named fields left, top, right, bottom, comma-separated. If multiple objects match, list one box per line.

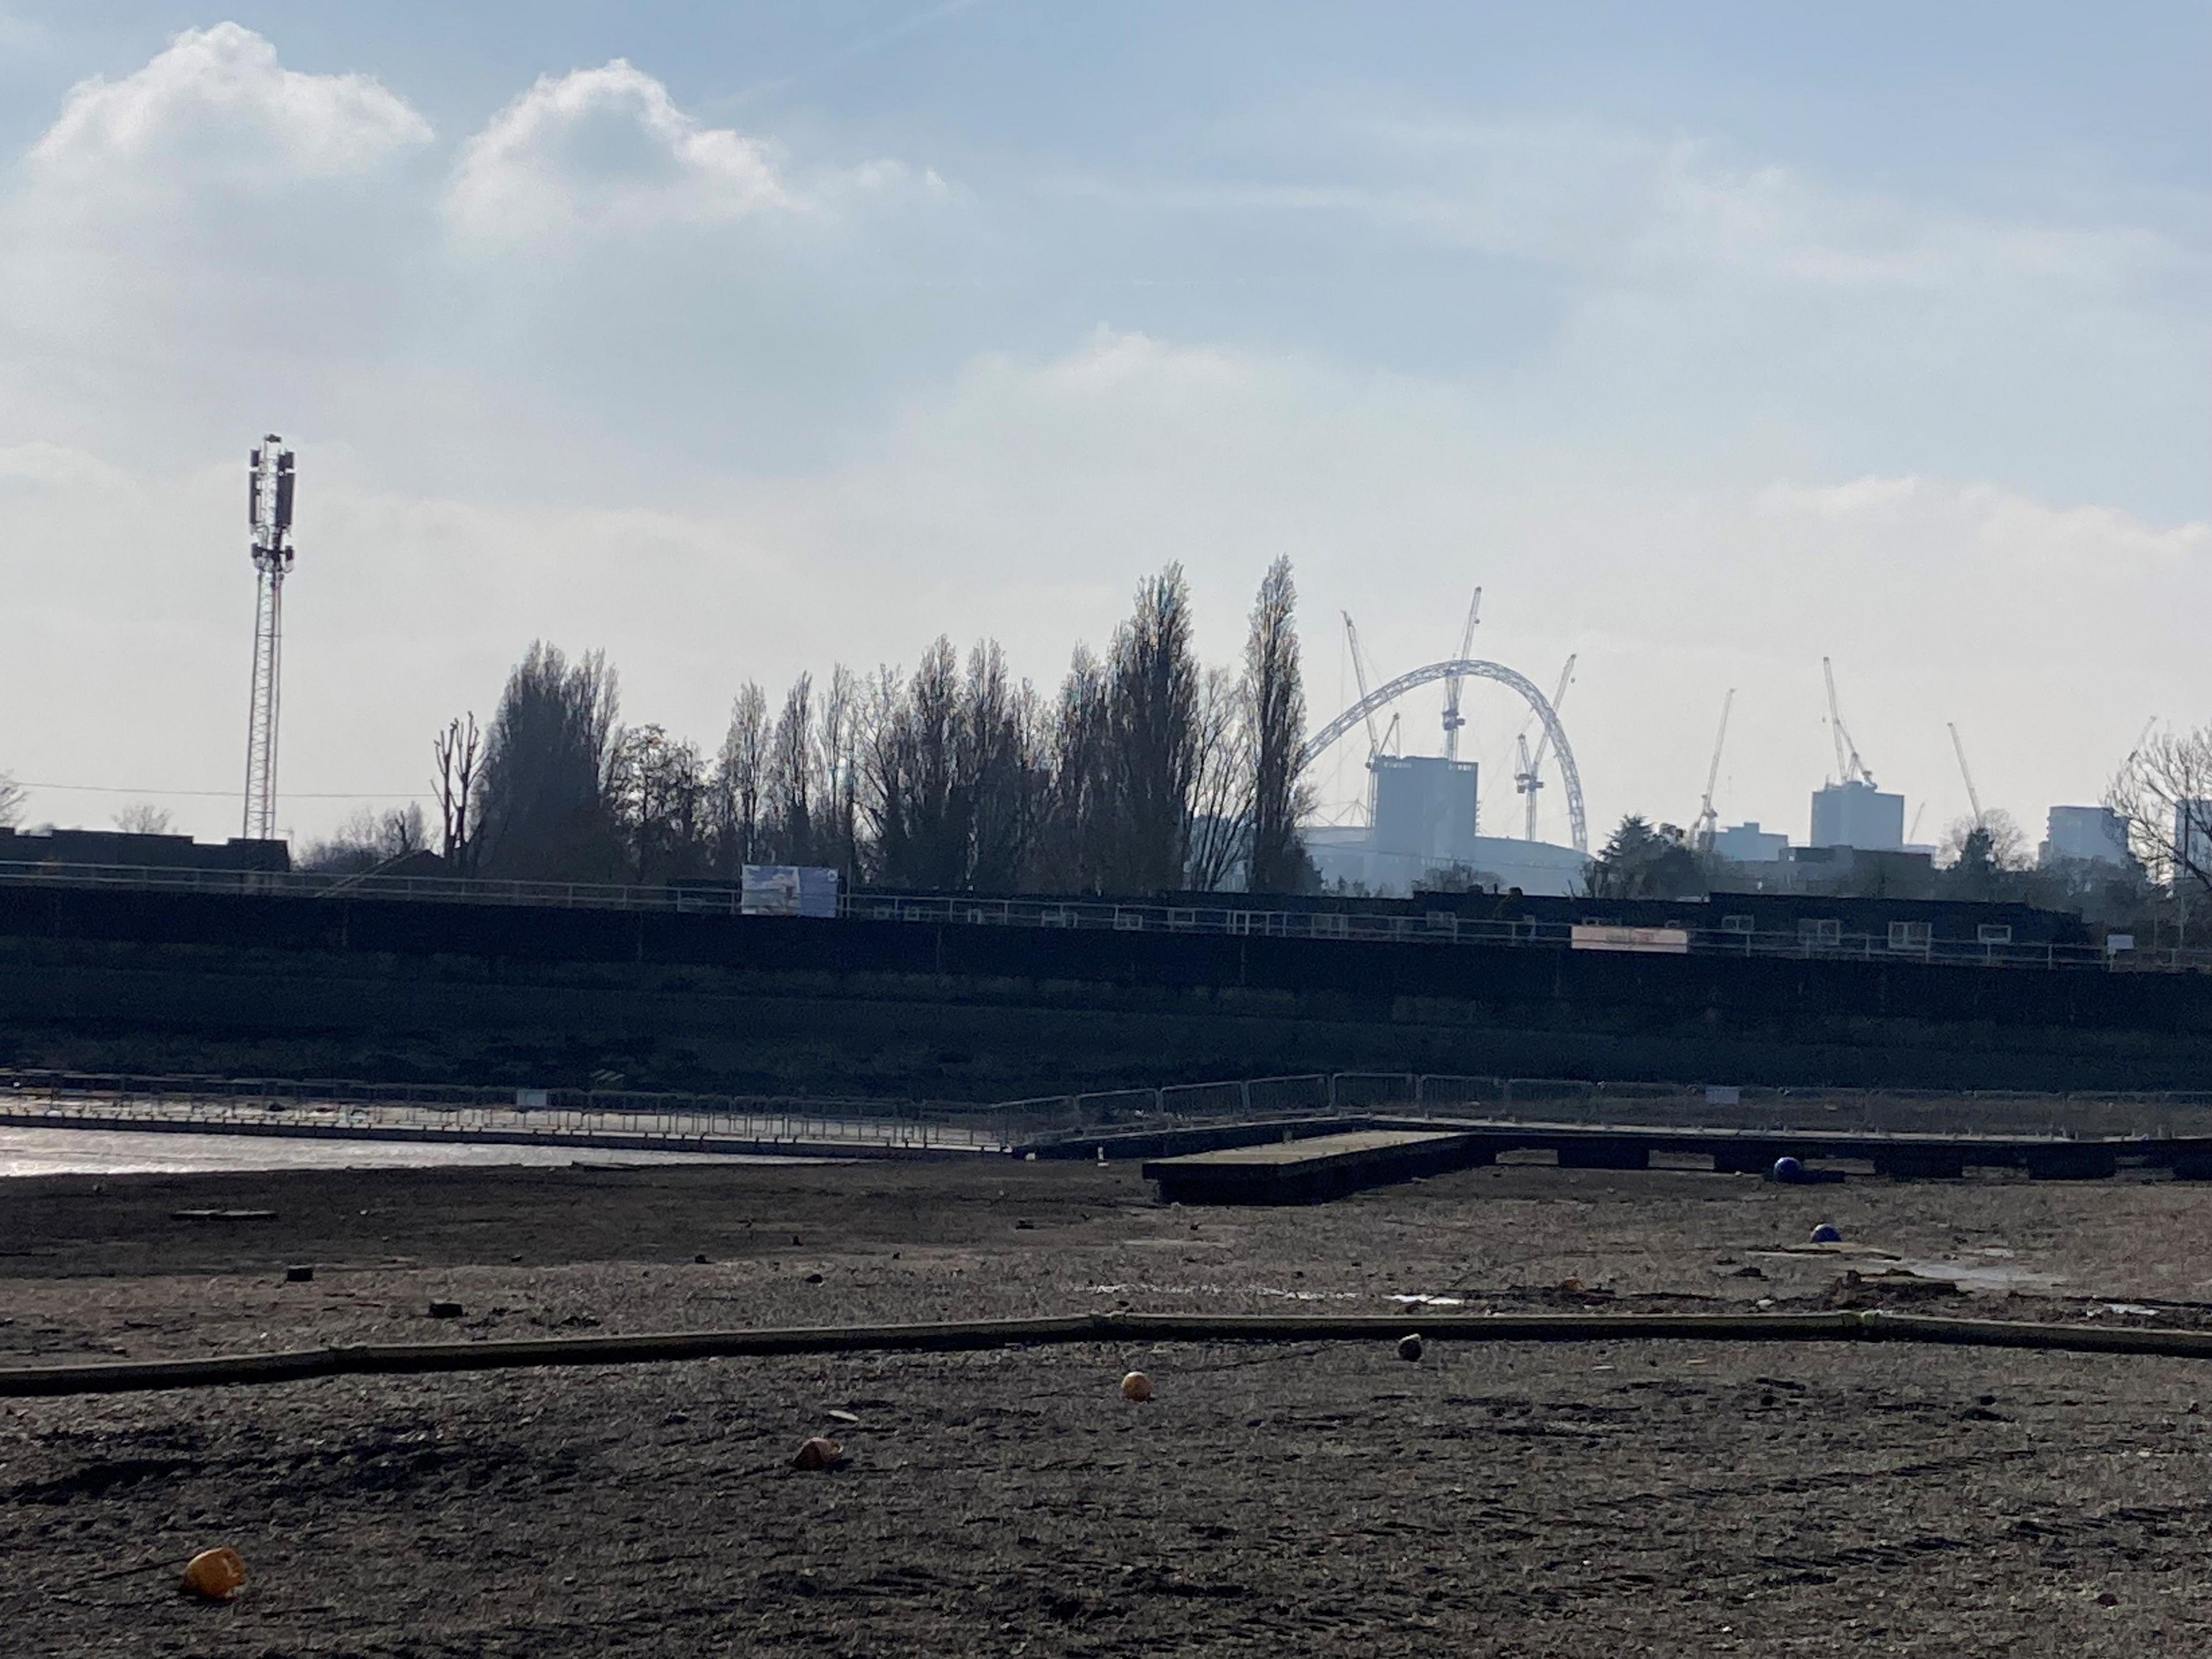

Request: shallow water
left=0, top=1126, right=804, bottom=1179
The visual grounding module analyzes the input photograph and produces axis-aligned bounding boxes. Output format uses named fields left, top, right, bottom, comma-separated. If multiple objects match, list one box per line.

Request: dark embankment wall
left=1, top=885, right=2207, bottom=1095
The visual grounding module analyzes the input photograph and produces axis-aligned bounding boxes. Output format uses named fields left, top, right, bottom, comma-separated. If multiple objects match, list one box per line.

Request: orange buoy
left=181, top=1547, right=247, bottom=1602
left=1120, top=1370, right=1153, bottom=1402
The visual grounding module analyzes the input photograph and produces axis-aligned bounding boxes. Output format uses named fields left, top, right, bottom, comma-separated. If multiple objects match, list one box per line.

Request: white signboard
left=1570, top=925, right=1691, bottom=956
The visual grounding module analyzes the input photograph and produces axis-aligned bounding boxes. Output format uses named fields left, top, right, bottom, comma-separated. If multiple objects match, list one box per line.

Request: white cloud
left=28, top=22, right=430, bottom=189
left=445, top=58, right=942, bottom=245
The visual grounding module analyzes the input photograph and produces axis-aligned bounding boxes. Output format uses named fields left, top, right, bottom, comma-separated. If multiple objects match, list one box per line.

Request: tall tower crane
left=1513, top=654, right=1576, bottom=840
left=1694, top=688, right=1736, bottom=852
left=1821, top=657, right=1875, bottom=787
left=1341, top=613, right=1387, bottom=763
left=1948, top=721, right=1985, bottom=828
left=1438, top=586, right=1482, bottom=762
left=241, top=436, right=297, bottom=842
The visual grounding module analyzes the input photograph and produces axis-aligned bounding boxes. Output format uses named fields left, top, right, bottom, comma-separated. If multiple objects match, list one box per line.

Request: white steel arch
left=1300, top=658, right=1588, bottom=854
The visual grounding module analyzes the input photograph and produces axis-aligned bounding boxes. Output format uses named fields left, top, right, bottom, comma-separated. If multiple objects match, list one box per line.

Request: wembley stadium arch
left=1299, top=658, right=1588, bottom=854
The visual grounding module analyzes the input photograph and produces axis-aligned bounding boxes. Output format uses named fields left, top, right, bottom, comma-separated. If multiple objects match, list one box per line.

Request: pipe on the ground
left=3, top=1309, right=2210, bottom=1399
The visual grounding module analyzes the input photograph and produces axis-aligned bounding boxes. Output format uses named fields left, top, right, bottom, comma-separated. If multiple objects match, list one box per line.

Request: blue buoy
left=1810, top=1221, right=1842, bottom=1244
left=1771, top=1156, right=1804, bottom=1183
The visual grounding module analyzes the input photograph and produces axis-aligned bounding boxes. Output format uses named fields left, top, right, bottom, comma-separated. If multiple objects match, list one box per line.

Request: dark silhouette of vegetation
left=1586, top=815, right=1705, bottom=900
left=474, top=643, right=622, bottom=881
left=2109, top=720, right=2212, bottom=906
left=444, top=563, right=1317, bottom=894
left=1243, top=556, right=1316, bottom=893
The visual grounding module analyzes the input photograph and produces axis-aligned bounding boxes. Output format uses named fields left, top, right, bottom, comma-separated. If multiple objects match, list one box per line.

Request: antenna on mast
left=242, top=435, right=297, bottom=842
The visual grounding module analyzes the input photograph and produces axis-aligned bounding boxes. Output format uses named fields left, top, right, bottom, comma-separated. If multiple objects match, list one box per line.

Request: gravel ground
left=3, top=1154, right=2211, bottom=1655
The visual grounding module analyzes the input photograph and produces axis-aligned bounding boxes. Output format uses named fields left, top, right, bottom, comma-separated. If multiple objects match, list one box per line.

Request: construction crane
left=1341, top=612, right=1385, bottom=763
left=1822, top=657, right=1875, bottom=787
left=1694, top=688, right=1736, bottom=853
left=1439, top=586, right=1482, bottom=762
left=1513, top=654, right=1577, bottom=840
left=1948, top=721, right=1985, bottom=828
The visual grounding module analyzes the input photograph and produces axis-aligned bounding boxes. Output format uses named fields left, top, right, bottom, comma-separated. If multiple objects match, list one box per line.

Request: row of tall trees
left=434, top=560, right=1317, bottom=894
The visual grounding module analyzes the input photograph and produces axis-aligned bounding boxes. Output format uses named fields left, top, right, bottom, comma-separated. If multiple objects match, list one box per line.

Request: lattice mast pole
left=241, top=437, right=296, bottom=842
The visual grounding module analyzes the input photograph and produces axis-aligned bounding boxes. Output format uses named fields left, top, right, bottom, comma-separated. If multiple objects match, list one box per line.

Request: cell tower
left=241, top=436, right=297, bottom=842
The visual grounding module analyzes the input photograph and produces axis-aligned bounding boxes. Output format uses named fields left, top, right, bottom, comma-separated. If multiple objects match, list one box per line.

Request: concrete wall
left=1, top=885, right=2206, bottom=1096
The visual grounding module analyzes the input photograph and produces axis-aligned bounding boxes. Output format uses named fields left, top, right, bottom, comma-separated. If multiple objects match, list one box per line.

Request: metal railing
left=3, top=859, right=2206, bottom=974
left=12, top=1067, right=2212, bottom=1156
left=0, top=1070, right=1004, bottom=1154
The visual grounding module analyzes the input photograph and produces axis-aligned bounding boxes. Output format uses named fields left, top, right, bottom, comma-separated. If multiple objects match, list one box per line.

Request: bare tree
left=474, top=642, right=622, bottom=880
left=608, top=725, right=709, bottom=881
left=432, top=713, right=481, bottom=872
left=0, top=772, right=21, bottom=829
left=1242, top=556, right=1313, bottom=892
left=713, top=683, right=770, bottom=873
left=1033, top=645, right=1113, bottom=891
left=298, top=804, right=429, bottom=873
left=870, top=639, right=969, bottom=888
left=815, top=665, right=863, bottom=882
left=963, top=641, right=1039, bottom=892
left=1104, top=565, right=1200, bottom=893
left=1184, top=666, right=1247, bottom=891
left=113, top=802, right=176, bottom=836
left=766, top=673, right=816, bottom=864
left=2109, top=721, right=2212, bottom=904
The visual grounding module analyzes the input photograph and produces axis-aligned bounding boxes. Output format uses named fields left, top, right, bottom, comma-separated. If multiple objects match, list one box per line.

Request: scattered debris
left=792, top=1436, right=845, bottom=1471
left=826, top=1408, right=861, bottom=1425
left=1121, top=1371, right=1153, bottom=1403
left=181, top=1547, right=246, bottom=1603
left=172, top=1210, right=275, bottom=1222
left=1396, top=1334, right=1425, bottom=1363
left=1820, top=1269, right=1963, bottom=1309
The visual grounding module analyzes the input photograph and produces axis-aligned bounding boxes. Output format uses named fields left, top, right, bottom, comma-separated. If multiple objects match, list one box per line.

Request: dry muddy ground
left=3, top=1155, right=2211, bottom=1655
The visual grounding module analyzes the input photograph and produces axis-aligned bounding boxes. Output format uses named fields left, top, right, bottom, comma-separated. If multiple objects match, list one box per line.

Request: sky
left=2, top=2, right=2206, bottom=854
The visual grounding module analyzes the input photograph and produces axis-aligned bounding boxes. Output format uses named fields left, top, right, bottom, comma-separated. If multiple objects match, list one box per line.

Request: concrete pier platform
left=1142, top=1130, right=1488, bottom=1205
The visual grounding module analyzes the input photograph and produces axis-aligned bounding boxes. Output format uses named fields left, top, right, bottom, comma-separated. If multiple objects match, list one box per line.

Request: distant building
left=1810, top=780, right=1904, bottom=851
left=2039, top=805, right=2131, bottom=870
left=1368, top=756, right=1480, bottom=868
left=1712, top=821, right=1790, bottom=863
left=0, top=826, right=289, bottom=873
left=1302, top=823, right=1589, bottom=897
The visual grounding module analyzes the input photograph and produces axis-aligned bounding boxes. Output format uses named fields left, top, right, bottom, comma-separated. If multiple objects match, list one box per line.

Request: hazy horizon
left=3, top=4, right=2205, bottom=854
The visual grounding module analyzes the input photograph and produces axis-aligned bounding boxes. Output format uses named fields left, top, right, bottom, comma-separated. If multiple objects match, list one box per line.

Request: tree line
left=413, top=560, right=1317, bottom=895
